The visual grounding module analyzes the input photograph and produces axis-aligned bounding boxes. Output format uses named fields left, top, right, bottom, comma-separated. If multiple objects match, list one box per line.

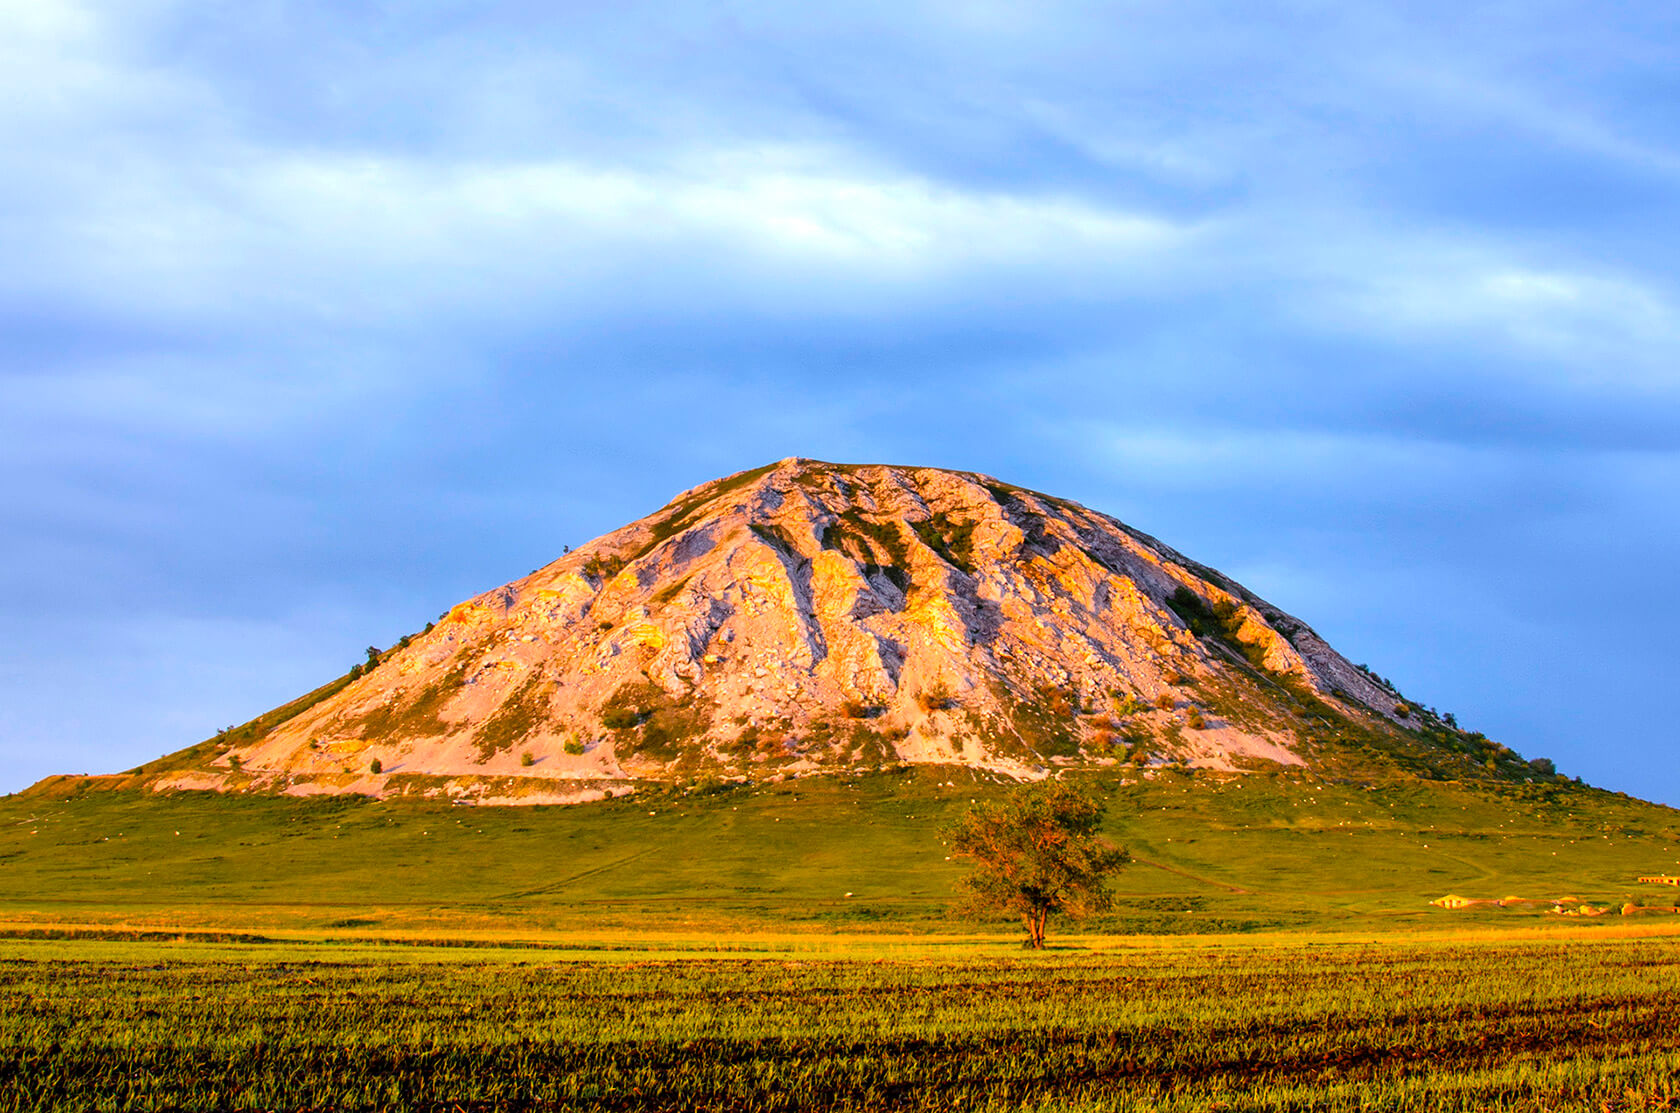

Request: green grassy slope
left=4, top=767, right=1678, bottom=937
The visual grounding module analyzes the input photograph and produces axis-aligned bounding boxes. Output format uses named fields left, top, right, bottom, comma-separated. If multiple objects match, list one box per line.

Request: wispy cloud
left=1297, top=243, right=1679, bottom=383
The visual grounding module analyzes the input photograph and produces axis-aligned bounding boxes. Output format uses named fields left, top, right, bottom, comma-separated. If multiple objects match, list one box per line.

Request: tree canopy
left=947, top=780, right=1127, bottom=949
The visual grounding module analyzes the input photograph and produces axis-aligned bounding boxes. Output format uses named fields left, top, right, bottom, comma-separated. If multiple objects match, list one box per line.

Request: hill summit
left=128, top=459, right=1545, bottom=804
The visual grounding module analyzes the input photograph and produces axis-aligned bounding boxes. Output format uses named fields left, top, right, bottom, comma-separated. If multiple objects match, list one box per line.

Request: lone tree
left=947, top=780, right=1128, bottom=949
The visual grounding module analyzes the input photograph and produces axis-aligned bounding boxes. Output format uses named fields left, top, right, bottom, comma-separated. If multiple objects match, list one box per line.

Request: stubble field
left=6, top=930, right=1680, bottom=1111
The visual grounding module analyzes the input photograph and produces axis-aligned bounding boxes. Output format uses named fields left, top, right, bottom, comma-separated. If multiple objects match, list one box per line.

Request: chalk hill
left=107, top=459, right=1551, bottom=804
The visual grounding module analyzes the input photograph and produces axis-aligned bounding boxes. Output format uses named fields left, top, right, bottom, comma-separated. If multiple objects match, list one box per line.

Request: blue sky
left=3, top=1, right=1678, bottom=800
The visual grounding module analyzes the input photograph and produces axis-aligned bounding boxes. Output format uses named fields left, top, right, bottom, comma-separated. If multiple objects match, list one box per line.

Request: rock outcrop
left=138, top=458, right=1456, bottom=802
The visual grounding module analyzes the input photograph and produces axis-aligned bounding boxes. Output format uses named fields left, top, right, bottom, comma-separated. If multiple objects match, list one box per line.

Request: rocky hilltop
left=127, top=459, right=1538, bottom=804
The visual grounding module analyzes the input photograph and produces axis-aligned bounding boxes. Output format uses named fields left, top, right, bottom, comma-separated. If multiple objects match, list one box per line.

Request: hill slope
left=5, top=768, right=1678, bottom=936
left=111, top=458, right=1551, bottom=803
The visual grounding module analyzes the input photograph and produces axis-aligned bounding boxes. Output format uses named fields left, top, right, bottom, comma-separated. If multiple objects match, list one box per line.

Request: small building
left=1638, top=876, right=1680, bottom=886
left=1432, top=894, right=1476, bottom=909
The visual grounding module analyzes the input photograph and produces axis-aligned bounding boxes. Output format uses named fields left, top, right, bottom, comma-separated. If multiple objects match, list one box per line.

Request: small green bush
left=369, top=758, right=382, bottom=774
left=583, top=554, right=626, bottom=581
left=602, top=708, right=642, bottom=730
left=1186, top=709, right=1207, bottom=730
left=520, top=751, right=534, bottom=767
left=563, top=738, right=585, bottom=756
left=1039, top=687, right=1075, bottom=719
left=1109, top=690, right=1145, bottom=716
left=917, top=683, right=956, bottom=712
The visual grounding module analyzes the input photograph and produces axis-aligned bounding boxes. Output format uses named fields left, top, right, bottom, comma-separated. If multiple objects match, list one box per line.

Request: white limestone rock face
left=194, top=459, right=1413, bottom=798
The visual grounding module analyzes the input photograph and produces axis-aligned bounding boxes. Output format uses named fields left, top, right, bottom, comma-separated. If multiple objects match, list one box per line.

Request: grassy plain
left=3, top=766, right=1678, bottom=937
left=6, top=769, right=1680, bottom=1110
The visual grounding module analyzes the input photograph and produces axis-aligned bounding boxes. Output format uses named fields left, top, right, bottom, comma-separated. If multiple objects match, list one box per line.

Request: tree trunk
left=1024, top=908, right=1047, bottom=949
